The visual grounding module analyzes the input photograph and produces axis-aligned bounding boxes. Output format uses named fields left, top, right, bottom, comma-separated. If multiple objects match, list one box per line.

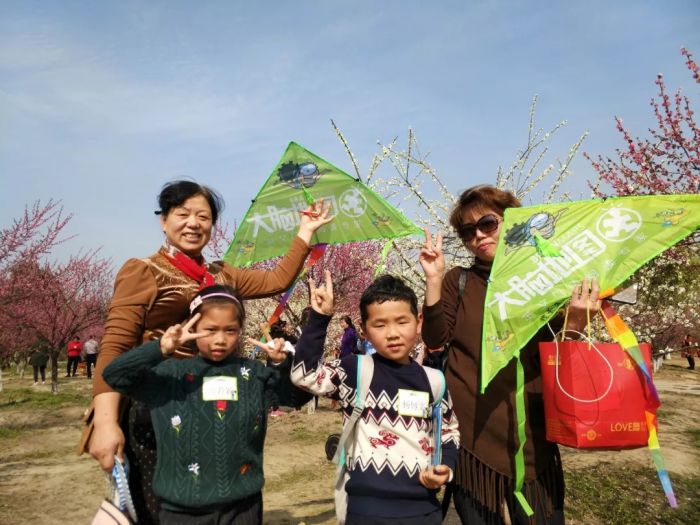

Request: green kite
left=482, top=193, right=700, bottom=392
left=482, top=193, right=698, bottom=514
left=224, top=142, right=422, bottom=266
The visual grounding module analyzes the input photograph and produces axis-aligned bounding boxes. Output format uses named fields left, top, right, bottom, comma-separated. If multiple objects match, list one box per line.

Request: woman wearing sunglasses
left=420, top=185, right=598, bottom=525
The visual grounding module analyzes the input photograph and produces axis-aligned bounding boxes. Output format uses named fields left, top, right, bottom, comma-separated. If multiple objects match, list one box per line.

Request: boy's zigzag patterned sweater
left=291, top=311, right=460, bottom=519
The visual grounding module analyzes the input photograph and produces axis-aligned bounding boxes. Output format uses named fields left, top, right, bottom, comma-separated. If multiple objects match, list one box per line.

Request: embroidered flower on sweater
left=215, top=400, right=227, bottom=420
left=240, top=366, right=250, bottom=380
left=185, top=373, right=195, bottom=382
left=188, top=462, right=200, bottom=477
left=171, top=415, right=182, bottom=435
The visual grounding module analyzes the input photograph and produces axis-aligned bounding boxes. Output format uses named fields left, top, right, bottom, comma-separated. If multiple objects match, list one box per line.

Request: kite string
left=253, top=244, right=327, bottom=357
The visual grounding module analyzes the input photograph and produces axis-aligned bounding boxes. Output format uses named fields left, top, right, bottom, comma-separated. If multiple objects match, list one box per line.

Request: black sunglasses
left=458, top=214, right=500, bottom=241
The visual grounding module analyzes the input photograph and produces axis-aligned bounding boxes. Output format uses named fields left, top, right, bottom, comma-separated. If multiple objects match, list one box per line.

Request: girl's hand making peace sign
left=246, top=337, right=290, bottom=364
left=309, top=270, right=334, bottom=316
left=160, top=313, right=208, bottom=356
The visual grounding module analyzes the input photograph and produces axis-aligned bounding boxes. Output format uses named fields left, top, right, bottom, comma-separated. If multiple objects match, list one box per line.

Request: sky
left=1, top=0, right=698, bottom=269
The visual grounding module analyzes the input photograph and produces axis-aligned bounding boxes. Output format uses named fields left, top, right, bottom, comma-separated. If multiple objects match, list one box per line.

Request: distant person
left=30, top=342, right=49, bottom=385
left=104, top=285, right=296, bottom=524
left=268, top=319, right=312, bottom=417
left=682, top=333, right=696, bottom=370
left=66, top=336, right=82, bottom=377
left=83, top=335, right=100, bottom=379
left=339, top=316, right=358, bottom=358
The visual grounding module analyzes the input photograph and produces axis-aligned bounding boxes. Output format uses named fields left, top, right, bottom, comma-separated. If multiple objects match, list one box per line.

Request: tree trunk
left=0, top=367, right=3, bottom=392
left=51, top=352, right=59, bottom=394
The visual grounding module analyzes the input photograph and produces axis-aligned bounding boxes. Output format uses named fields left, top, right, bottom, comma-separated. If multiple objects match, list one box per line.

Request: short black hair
left=190, top=284, right=245, bottom=325
left=155, top=180, right=225, bottom=224
left=359, top=275, right=418, bottom=324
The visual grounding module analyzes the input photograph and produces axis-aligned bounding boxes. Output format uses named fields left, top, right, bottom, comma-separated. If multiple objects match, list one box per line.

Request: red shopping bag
left=539, top=338, right=654, bottom=449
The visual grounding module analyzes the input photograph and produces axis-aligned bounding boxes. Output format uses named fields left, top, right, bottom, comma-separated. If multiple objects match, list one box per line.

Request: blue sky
left=1, top=0, right=698, bottom=268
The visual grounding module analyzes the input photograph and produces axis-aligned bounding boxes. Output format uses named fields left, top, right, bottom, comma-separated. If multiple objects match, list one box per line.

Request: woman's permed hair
left=448, top=185, right=521, bottom=233
left=190, top=284, right=245, bottom=325
left=155, top=180, right=225, bottom=224
left=359, top=275, right=418, bottom=324
left=342, top=315, right=355, bottom=330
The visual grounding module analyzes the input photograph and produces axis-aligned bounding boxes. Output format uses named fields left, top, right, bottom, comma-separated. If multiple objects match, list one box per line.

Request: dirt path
left=0, top=357, right=697, bottom=524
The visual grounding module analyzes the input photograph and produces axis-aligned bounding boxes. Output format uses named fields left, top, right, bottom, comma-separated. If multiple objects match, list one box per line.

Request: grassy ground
left=0, top=358, right=698, bottom=524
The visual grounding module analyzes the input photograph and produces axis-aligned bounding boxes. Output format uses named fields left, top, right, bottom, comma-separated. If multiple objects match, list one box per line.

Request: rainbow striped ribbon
left=600, top=300, right=677, bottom=508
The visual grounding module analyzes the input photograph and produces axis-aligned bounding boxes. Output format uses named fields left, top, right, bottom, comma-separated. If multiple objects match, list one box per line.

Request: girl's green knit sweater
left=104, top=340, right=280, bottom=513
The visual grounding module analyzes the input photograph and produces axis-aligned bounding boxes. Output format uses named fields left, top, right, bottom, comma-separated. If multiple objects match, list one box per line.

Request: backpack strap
left=457, top=266, right=468, bottom=299
left=422, top=366, right=446, bottom=465
left=332, top=355, right=375, bottom=466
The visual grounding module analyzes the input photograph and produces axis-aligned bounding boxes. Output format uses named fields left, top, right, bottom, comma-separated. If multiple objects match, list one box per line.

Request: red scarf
left=163, top=250, right=215, bottom=289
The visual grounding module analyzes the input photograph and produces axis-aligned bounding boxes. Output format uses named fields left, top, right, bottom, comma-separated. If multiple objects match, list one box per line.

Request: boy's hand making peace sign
left=160, top=313, right=207, bottom=356
left=309, top=270, right=334, bottom=316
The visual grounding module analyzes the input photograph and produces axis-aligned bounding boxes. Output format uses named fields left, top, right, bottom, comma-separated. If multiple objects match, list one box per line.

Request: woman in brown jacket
left=90, top=180, right=332, bottom=523
left=420, top=185, right=598, bottom=525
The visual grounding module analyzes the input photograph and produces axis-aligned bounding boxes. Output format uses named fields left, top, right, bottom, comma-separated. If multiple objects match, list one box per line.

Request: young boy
left=291, top=272, right=459, bottom=524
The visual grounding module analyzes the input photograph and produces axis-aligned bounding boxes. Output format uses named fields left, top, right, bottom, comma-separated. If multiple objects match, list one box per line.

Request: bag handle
left=547, top=302, right=614, bottom=404
left=547, top=322, right=615, bottom=403
left=109, top=456, right=137, bottom=523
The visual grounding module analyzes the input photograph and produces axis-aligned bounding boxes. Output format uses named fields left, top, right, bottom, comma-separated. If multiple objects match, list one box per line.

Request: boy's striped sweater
left=291, top=310, right=460, bottom=519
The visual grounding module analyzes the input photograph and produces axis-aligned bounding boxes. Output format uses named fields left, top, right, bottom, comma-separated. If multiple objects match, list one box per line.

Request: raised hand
left=246, top=337, right=289, bottom=364
left=419, top=229, right=445, bottom=280
left=419, top=464, right=452, bottom=490
left=160, top=313, right=207, bottom=355
left=309, top=270, right=334, bottom=316
left=297, top=199, right=334, bottom=244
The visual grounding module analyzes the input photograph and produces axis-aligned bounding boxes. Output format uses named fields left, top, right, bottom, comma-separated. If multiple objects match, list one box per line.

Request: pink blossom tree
left=585, top=48, right=700, bottom=350
left=0, top=201, right=112, bottom=392
left=586, top=47, right=699, bottom=197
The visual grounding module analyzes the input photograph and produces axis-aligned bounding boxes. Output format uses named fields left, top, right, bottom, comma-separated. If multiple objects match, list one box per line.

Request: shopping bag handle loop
left=546, top=323, right=614, bottom=403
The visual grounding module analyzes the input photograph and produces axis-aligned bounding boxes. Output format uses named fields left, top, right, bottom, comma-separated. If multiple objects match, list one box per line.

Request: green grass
left=290, top=422, right=335, bottom=443
left=657, top=408, right=678, bottom=419
left=266, top=460, right=334, bottom=492
left=0, top=427, right=24, bottom=440
left=0, top=387, right=90, bottom=409
left=565, top=462, right=700, bottom=524
left=687, top=428, right=700, bottom=449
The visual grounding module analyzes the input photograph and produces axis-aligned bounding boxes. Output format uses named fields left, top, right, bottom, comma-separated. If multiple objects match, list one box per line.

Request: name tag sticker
left=202, top=376, right=238, bottom=401
left=397, top=389, right=429, bottom=417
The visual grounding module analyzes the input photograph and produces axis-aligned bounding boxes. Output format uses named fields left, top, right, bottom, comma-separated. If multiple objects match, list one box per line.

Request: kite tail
left=513, top=354, right=534, bottom=517
left=646, top=410, right=678, bottom=508
left=600, top=300, right=676, bottom=508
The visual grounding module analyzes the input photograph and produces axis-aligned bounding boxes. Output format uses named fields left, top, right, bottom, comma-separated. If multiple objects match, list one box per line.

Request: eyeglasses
left=458, top=214, right=500, bottom=241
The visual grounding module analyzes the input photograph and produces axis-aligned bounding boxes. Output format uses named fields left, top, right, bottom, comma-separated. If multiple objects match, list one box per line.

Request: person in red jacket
left=66, top=337, right=83, bottom=377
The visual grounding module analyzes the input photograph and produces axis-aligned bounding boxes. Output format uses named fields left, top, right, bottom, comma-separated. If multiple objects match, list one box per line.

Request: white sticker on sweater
left=202, top=376, right=238, bottom=401
left=397, top=389, right=429, bottom=417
